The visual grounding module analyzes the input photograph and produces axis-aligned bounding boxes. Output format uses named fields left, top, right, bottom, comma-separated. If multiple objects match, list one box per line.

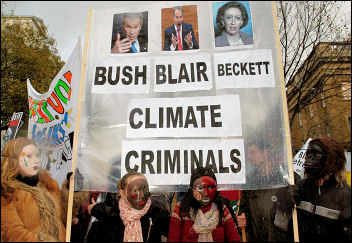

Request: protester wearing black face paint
left=304, top=143, right=326, bottom=178
left=273, top=137, right=351, bottom=242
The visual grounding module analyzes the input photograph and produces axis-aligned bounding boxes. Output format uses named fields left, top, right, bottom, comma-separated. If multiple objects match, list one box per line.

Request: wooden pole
left=271, top=2, right=299, bottom=242
left=235, top=190, right=241, bottom=218
left=235, top=190, right=246, bottom=242
left=65, top=8, right=93, bottom=242
left=242, top=228, right=247, bottom=242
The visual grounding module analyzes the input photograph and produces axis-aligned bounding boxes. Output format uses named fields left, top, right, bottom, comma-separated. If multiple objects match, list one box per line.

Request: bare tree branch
left=276, top=1, right=351, bottom=128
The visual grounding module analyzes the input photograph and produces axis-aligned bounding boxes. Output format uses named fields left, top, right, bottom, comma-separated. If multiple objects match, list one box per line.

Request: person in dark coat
left=237, top=139, right=288, bottom=242
left=163, top=6, right=199, bottom=51
left=273, top=136, right=351, bottom=242
left=86, top=171, right=170, bottom=242
left=70, top=191, right=100, bottom=242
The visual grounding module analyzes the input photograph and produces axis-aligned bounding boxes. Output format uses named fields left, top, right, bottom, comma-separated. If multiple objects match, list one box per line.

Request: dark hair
left=216, top=1, right=249, bottom=32
left=173, top=6, right=183, bottom=16
left=179, top=167, right=228, bottom=225
left=308, top=137, right=346, bottom=187
left=189, top=166, right=217, bottom=188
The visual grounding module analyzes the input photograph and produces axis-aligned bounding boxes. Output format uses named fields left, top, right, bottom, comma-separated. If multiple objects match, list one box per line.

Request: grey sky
left=3, top=1, right=351, bottom=62
left=2, top=1, right=156, bottom=62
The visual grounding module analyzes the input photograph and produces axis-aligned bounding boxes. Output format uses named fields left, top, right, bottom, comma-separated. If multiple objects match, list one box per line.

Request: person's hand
left=276, top=185, right=298, bottom=214
left=72, top=216, right=79, bottom=225
left=237, top=213, right=246, bottom=228
left=111, top=33, right=131, bottom=53
left=184, top=32, right=193, bottom=47
left=171, top=33, right=178, bottom=48
left=66, top=172, right=73, bottom=181
left=87, top=197, right=97, bottom=215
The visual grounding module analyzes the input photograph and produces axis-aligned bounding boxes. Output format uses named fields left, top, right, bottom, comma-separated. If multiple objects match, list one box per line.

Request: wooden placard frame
left=271, top=1, right=299, bottom=242
left=63, top=3, right=299, bottom=242
left=65, top=8, right=93, bottom=242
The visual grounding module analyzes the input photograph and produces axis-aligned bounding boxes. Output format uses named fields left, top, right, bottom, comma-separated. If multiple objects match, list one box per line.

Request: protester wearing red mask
left=168, top=167, right=241, bottom=242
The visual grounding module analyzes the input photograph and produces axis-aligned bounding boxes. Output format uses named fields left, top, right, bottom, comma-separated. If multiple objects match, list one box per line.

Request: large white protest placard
left=126, top=95, right=242, bottom=138
left=27, top=40, right=82, bottom=188
left=154, top=53, right=212, bottom=92
left=214, top=49, right=275, bottom=89
left=68, top=2, right=298, bottom=241
left=74, top=2, right=291, bottom=193
left=91, top=57, right=150, bottom=94
left=121, top=138, right=246, bottom=186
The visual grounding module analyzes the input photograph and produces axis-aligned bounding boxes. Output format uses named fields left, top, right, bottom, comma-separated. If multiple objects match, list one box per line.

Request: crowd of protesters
left=1, top=136, right=350, bottom=242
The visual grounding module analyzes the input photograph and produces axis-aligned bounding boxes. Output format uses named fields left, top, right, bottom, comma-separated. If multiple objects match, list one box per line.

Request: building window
left=330, top=44, right=338, bottom=51
left=330, top=44, right=347, bottom=51
left=341, top=82, right=351, bottom=100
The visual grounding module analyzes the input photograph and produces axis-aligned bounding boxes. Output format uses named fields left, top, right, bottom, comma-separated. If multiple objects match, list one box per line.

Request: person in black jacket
left=86, top=171, right=170, bottom=242
left=274, top=136, right=351, bottom=242
left=237, top=139, right=288, bottom=242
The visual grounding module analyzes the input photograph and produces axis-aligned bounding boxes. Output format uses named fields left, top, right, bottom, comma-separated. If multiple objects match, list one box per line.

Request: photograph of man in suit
left=163, top=6, right=199, bottom=51
left=111, top=12, right=148, bottom=53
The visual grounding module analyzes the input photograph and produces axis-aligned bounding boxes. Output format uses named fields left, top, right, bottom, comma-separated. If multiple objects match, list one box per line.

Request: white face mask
left=18, top=144, right=41, bottom=177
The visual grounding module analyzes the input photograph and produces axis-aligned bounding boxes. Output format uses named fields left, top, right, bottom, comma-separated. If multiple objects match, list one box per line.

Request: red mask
left=193, top=176, right=217, bottom=206
left=202, top=176, right=217, bottom=200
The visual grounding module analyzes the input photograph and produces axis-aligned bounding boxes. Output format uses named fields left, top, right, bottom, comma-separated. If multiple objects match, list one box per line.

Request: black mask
left=304, top=144, right=325, bottom=178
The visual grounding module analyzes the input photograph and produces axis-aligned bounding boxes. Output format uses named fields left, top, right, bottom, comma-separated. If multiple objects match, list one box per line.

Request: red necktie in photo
left=177, top=29, right=183, bottom=51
